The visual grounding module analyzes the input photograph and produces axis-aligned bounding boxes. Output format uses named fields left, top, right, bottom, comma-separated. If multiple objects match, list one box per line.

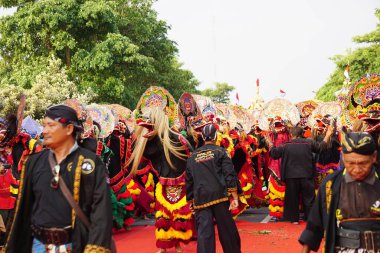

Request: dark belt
left=31, top=223, right=72, bottom=245
left=338, top=227, right=380, bottom=251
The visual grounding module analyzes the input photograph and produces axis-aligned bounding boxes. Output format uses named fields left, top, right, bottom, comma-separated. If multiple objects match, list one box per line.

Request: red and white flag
left=256, top=78, right=260, bottom=87
left=344, top=65, right=350, bottom=80
left=280, top=89, right=286, bottom=97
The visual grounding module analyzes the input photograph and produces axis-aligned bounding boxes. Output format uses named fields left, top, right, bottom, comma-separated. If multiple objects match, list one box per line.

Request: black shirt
left=186, top=144, right=238, bottom=209
left=31, top=145, right=79, bottom=227
left=270, top=138, right=327, bottom=180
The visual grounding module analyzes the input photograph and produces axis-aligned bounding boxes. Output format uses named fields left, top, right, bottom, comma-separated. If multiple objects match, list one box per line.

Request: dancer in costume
left=0, top=149, right=16, bottom=247
left=0, top=100, right=42, bottom=246
left=311, top=114, right=341, bottom=188
left=266, top=117, right=290, bottom=220
left=106, top=120, right=136, bottom=229
left=232, top=123, right=258, bottom=207
left=259, top=98, right=300, bottom=220
left=129, top=87, right=195, bottom=253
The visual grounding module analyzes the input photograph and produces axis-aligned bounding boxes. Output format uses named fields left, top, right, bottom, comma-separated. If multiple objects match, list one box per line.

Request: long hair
left=128, top=107, right=188, bottom=175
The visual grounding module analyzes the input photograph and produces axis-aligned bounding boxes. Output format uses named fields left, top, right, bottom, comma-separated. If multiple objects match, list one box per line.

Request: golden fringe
left=28, top=139, right=37, bottom=152
left=156, top=210, right=170, bottom=219
left=268, top=205, right=284, bottom=212
left=127, top=179, right=141, bottom=196
left=242, top=183, right=253, bottom=192
left=173, top=213, right=193, bottom=220
left=155, top=228, right=193, bottom=241
left=72, top=155, right=84, bottom=228
left=145, top=173, right=154, bottom=189
left=83, top=244, right=111, bottom=253
left=9, top=185, right=18, bottom=195
left=268, top=183, right=285, bottom=198
left=156, top=183, right=188, bottom=213
left=326, top=180, right=332, bottom=214
left=216, top=132, right=234, bottom=157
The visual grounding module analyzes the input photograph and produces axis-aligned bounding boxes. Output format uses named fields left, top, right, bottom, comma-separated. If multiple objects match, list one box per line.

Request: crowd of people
left=0, top=73, right=379, bottom=253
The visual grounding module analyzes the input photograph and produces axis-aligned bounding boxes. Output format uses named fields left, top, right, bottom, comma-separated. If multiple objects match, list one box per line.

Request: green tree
left=0, top=0, right=199, bottom=108
left=201, top=82, right=235, bottom=104
left=316, top=9, right=380, bottom=101
left=0, top=56, right=94, bottom=119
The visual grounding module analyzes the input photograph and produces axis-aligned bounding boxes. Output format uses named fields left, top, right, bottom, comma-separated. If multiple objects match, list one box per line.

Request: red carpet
left=114, top=220, right=322, bottom=253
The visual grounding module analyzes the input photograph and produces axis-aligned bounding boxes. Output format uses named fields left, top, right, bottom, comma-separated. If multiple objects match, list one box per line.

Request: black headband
left=45, top=105, right=83, bottom=130
left=341, top=127, right=376, bottom=155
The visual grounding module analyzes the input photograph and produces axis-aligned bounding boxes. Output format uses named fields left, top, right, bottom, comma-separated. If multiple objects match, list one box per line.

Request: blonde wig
left=128, top=107, right=188, bottom=175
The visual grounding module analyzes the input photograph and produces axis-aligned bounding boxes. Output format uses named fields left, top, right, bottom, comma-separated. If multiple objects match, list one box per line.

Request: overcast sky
left=153, top=0, right=379, bottom=107
left=1, top=2, right=378, bottom=107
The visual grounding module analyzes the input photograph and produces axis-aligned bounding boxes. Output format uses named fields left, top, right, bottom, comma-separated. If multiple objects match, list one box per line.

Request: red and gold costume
left=267, top=118, right=290, bottom=219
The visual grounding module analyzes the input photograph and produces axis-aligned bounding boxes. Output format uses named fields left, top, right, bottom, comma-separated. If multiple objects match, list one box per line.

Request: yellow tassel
left=127, top=179, right=141, bottom=196
left=173, top=213, right=193, bottom=220
left=155, top=228, right=193, bottom=241
left=145, top=173, right=154, bottom=189
left=216, top=132, right=234, bottom=157
left=268, top=205, right=284, bottom=212
left=242, top=183, right=253, bottom=192
left=268, top=183, right=285, bottom=198
left=156, top=210, right=170, bottom=219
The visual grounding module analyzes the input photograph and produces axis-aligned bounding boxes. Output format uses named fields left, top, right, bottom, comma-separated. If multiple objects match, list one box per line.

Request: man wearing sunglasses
left=4, top=105, right=113, bottom=253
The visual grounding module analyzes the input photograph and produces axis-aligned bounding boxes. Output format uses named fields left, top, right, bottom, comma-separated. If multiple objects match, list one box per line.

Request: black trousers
left=284, top=178, right=315, bottom=222
left=195, top=201, right=241, bottom=253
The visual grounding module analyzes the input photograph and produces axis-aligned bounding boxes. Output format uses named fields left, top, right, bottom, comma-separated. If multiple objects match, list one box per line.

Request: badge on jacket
left=81, top=159, right=95, bottom=174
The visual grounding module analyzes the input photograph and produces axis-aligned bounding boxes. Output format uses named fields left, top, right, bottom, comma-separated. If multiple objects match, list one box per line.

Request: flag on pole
left=344, top=65, right=350, bottom=80
left=280, top=89, right=286, bottom=97
left=236, top=92, right=240, bottom=103
left=256, top=78, right=259, bottom=87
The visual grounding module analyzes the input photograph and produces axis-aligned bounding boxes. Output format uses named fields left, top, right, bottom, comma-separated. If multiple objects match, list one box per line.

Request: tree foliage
left=201, top=82, right=235, bottom=104
left=0, top=57, right=95, bottom=119
left=316, top=9, right=380, bottom=101
left=0, top=0, right=199, bottom=109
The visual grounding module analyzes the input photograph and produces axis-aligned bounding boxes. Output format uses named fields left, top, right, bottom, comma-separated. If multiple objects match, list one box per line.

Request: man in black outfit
left=4, top=105, right=113, bottom=253
left=186, top=123, right=241, bottom=253
left=268, top=126, right=334, bottom=224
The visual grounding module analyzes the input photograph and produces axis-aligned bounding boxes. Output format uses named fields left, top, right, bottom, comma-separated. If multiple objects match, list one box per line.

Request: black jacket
left=186, top=144, right=238, bottom=209
left=270, top=138, right=327, bottom=181
left=5, top=147, right=113, bottom=253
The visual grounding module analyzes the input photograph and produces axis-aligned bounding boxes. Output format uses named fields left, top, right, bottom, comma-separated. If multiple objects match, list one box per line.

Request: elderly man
left=3, top=105, right=113, bottom=253
left=299, top=128, right=380, bottom=253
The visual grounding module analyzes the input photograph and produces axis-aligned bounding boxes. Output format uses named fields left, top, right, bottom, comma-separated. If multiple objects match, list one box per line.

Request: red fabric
left=0, top=169, right=18, bottom=209
left=159, top=173, right=186, bottom=186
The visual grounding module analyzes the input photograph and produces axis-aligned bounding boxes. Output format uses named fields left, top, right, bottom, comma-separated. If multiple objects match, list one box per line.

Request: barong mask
left=270, top=116, right=286, bottom=133
left=357, top=102, right=380, bottom=133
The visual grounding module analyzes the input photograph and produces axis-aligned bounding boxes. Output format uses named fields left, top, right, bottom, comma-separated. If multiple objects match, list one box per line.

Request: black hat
left=202, top=123, right=217, bottom=141
left=45, top=105, right=83, bottom=130
left=341, top=127, right=376, bottom=155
